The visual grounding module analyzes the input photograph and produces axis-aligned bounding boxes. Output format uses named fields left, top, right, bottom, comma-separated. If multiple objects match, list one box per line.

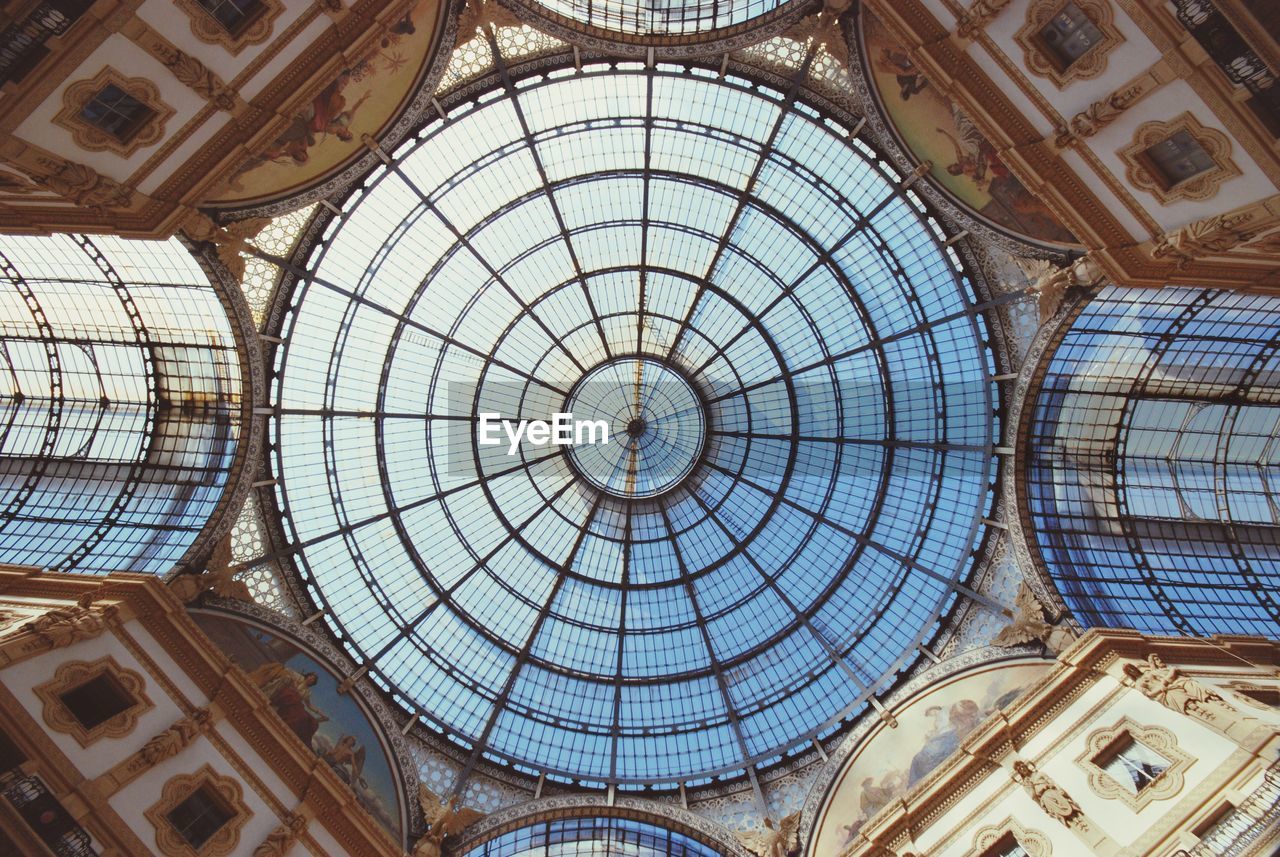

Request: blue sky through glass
left=271, top=65, right=997, bottom=786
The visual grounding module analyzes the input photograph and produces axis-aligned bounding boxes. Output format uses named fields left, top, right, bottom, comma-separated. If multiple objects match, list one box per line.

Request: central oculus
left=564, top=357, right=707, bottom=499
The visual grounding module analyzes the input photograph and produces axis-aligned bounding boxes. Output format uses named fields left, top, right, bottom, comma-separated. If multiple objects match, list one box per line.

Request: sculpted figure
left=1151, top=214, right=1261, bottom=266
left=140, top=709, right=211, bottom=766
left=413, top=785, right=485, bottom=857
left=1012, top=760, right=1083, bottom=828
left=21, top=593, right=114, bottom=649
left=1123, top=654, right=1242, bottom=725
left=737, top=813, right=801, bottom=857
left=992, top=582, right=1076, bottom=653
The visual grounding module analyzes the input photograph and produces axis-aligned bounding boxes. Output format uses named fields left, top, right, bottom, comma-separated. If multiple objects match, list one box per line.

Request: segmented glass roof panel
left=1027, top=286, right=1280, bottom=638
left=272, top=66, right=996, bottom=785
left=0, top=234, right=241, bottom=575
left=521, top=0, right=799, bottom=36
left=462, top=816, right=723, bottom=857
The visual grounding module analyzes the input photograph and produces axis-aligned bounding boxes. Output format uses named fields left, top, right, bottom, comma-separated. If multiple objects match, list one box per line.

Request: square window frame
left=1119, top=112, right=1242, bottom=204
left=1014, top=0, right=1124, bottom=88
left=33, top=655, right=153, bottom=748
left=1076, top=717, right=1194, bottom=812
left=53, top=67, right=174, bottom=158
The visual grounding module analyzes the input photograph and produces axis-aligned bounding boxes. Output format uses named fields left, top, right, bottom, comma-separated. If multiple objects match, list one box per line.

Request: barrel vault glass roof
left=1027, top=285, right=1280, bottom=638
left=270, top=63, right=999, bottom=787
left=518, top=0, right=800, bottom=36
left=0, top=234, right=241, bottom=575
left=461, top=816, right=721, bottom=857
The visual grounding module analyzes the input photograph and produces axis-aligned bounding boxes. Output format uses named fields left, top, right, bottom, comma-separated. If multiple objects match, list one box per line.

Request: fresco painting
left=860, top=11, right=1076, bottom=245
left=191, top=612, right=403, bottom=840
left=213, top=0, right=437, bottom=204
left=812, top=660, right=1051, bottom=857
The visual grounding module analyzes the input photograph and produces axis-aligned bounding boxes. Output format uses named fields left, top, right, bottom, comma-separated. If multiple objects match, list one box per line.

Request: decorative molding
left=1076, top=718, right=1192, bottom=812
left=965, top=818, right=1051, bottom=857
left=1121, top=653, right=1258, bottom=743
left=1118, top=112, right=1241, bottom=204
left=155, top=45, right=237, bottom=111
left=1013, top=0, right=1122, bottom=88
left=955, top=0, right=1012, bottom=40
left=144, top=764, right=253, bottom=857
left=15, top=592, right=119, bottom=654
left=142, top=709, right=215, bottom=767
left=1055, top=82, right=1143, bottom=147
left=1221, top=681, right=1280, bottom=712
left=115, top=14, right=239, bottom=111
left=33, top=656, right=154, bottom=748
left=175, top=0, right=285, bottom=55
left=5, top=151, right=136, bottom=211
left=251, top=811, right=308, bottom=857
left=1150, top=209, right=1271, bottom=266
left=53, top=67, right=174, bottom=158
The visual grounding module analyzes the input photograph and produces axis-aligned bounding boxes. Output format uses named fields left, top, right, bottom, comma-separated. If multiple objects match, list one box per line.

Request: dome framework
left=268, top=57, right=1002, bottom=789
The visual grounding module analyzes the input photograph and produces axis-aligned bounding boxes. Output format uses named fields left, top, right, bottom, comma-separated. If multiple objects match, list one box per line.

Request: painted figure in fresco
left=324, top=734, right=369, bottom=789
left=907, top=698, right=982, bottom=786
left=875, top=47, right=929, bottom=101
left=935, top=107, right=1007, bottom=191
left=249, top=662, right=329, bottom=745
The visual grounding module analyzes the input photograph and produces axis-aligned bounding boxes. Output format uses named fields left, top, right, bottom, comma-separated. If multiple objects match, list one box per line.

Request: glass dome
left=270, top=64, right=998, bottom=786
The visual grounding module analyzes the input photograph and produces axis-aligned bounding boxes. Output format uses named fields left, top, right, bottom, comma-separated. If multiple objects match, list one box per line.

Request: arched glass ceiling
left=0, top=234, right=242, bottom=574
left=271, top=63, right=998, bottom=786
left=462, top=817, right=722, bottom=857
left=1026, top=285, right=1280, bottom=637
left=513, top=0, right=802, bottom=37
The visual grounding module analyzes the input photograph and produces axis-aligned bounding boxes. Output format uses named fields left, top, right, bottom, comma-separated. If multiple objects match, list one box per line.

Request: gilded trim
left=52, top=67, right=174, bottom=158
left=1118, top=111, right=1242, bottom=204
left=33, top=655, right=154, bottom=748
left=965, top=818, right=1051, bottom=856
left=144, top=764, right=252, bottom=857
left=1013, top=0, right=1123, bottom=88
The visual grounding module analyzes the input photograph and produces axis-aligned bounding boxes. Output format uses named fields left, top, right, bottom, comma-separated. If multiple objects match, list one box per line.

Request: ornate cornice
left=797, top=647, right=1049, bottom=850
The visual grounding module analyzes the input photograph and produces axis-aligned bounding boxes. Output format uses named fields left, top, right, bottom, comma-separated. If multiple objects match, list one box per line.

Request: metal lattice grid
left=509, top=0, right=804, bottom=38
left=268, top=59, right=1000, bottom=788
left=462, top=816, right=724, bottom=857
left=1025, top=285, right=1280, bottom=638
left=0, top=234, right=242, bottom=576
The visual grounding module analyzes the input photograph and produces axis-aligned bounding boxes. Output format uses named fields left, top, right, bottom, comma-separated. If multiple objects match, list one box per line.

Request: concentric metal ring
left=269, top=63, right=999, bottom=787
